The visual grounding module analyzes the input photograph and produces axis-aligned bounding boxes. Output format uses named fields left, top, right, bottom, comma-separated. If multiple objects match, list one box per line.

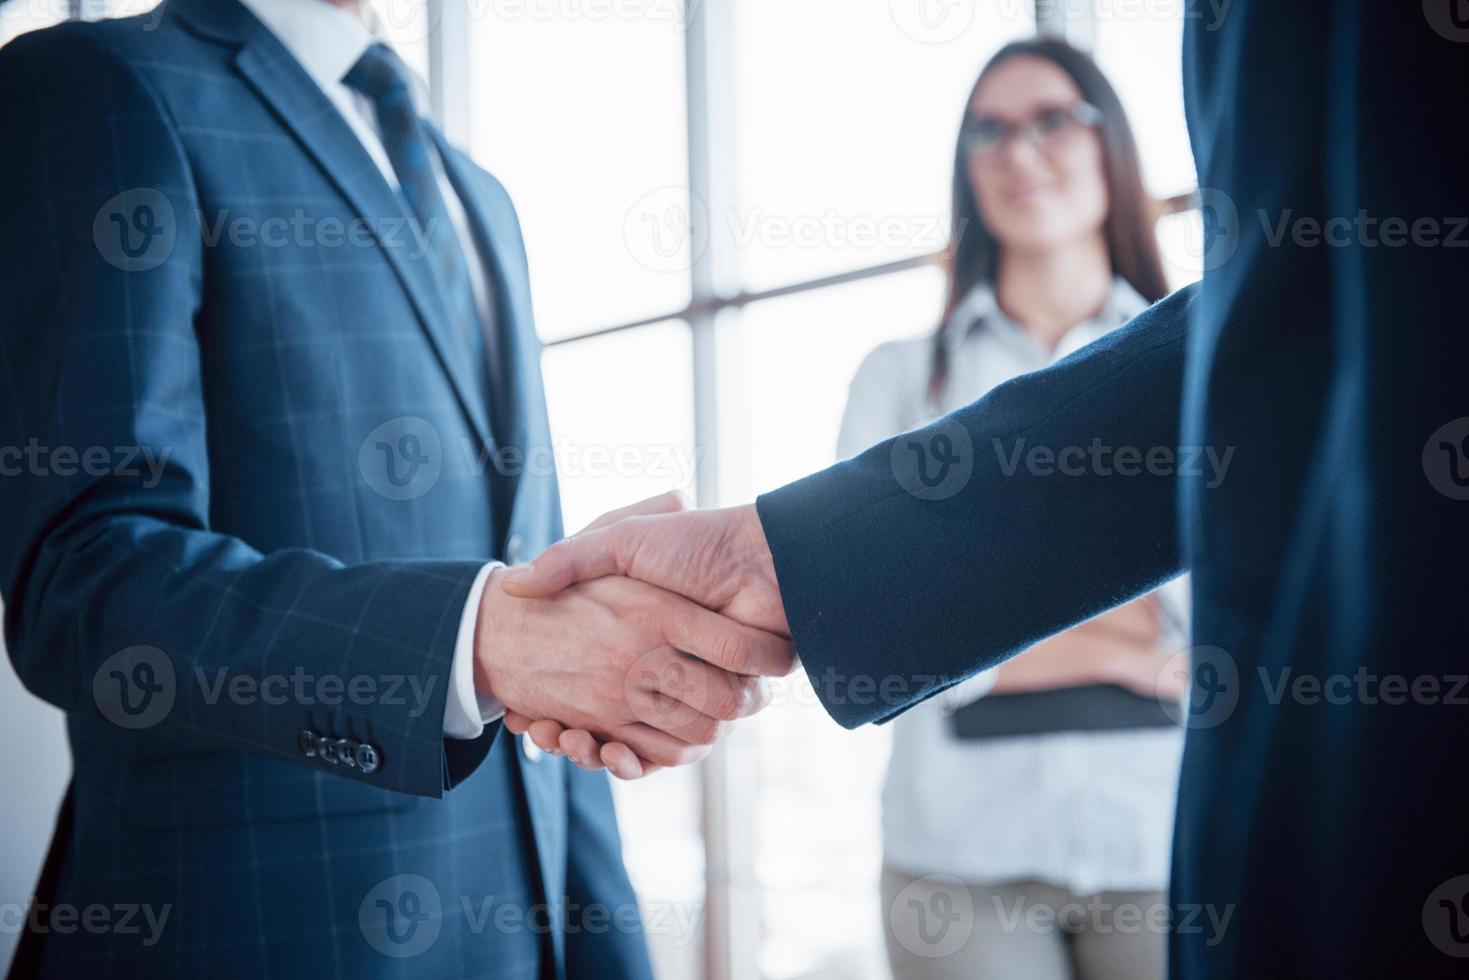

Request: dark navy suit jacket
left=759, top=2, right=1469, bottom=976
left=0, top=1, right=651, bottom=977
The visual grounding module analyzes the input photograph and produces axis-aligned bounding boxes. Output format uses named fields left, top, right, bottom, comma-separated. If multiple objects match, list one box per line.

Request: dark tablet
left=949, top=684, right=1181, bottom=741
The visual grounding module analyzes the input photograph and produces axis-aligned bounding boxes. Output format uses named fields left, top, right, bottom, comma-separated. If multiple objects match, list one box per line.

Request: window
left=467, top=10, right=692, bottom=340
left=466, top=2, right=1200, bottom=977
left=1091, top=2, right=1202, bottom=288
left=716, top=269, right=942, bottom=978
left=731, top=0, right=1034, bottom=291
left=1, top=0, right=68, bottom=46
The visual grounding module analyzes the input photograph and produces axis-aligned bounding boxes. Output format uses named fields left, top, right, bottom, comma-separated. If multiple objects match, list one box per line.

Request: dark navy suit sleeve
left=0, top=26, right=490, bottom=799
left=757, top=285, right=1195, bottom=729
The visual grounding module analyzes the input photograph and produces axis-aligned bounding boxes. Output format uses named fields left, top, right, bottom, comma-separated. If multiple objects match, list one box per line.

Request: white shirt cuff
left=443, top=561, right=507, bottom=740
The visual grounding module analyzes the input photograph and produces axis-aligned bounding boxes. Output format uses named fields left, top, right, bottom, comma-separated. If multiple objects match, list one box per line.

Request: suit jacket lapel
left=434, top=134, right=561, bottom=537
left=230, top=33, right=496, bottom=454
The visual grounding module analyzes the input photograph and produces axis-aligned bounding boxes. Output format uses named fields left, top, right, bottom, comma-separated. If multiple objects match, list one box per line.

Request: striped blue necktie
left=345, top=44, right=517, bottom=540
left=343, top=43, right=486, bottom=365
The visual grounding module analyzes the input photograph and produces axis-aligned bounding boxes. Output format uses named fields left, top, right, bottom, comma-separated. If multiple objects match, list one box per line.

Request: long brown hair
left=930, top=38, right=1168, bottom=404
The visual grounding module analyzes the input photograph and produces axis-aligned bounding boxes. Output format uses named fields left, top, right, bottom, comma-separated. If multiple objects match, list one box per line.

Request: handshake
left=474, top=492, right=792, bottom=780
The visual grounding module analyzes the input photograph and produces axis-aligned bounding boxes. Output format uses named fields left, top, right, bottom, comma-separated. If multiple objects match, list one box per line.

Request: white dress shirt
left=839, top=279, right=1189, bottom=895
left=239, top=0, right=502, bottom=740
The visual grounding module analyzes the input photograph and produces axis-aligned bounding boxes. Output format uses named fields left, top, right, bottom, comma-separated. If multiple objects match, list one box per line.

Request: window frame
left=435, top=3, right=1082, bottom=979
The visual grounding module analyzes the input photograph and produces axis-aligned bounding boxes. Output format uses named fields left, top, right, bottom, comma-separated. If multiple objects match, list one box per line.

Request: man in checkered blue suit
left=0, top=0, right=792, bottom=976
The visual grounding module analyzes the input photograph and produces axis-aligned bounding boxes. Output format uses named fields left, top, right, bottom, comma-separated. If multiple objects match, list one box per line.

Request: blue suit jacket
left=759, top=2, right=1469, bottom=976
left=0, top=2, right=651, bottom=977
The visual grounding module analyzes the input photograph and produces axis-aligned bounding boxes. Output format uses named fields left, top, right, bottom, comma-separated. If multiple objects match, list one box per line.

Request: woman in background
left=842, top=39, right=1189, bottom=980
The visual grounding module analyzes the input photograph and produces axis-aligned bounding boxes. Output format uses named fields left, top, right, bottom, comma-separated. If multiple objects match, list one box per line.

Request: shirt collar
left=945, top=277, right=1153, bottom=353
left=236, top=0, right=383, bottom=93
left=1097, top=278, right=1151, bottom=325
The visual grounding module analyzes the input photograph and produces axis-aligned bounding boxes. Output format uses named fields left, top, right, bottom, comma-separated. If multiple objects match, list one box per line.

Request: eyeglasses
left=962, top=102, right=1104, bottom=158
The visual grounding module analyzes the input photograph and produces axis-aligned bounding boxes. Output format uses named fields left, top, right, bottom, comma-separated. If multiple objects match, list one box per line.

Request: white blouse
left=838, top=279, right=1188, bottom=895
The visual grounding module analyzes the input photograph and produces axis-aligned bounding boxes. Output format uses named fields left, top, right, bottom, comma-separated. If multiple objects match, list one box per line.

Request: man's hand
left=501, top=496, right=789, bottom=637
left=476, top=563, right=793, bottom=769
left=498, top=493, right=793, bottom=778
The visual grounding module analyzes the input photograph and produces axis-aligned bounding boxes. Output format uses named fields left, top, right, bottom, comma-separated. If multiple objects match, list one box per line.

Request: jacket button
left=521, top=734, right=542, bottom=763
left=297, top=729, right=319, bottom=757
left=355, top=743, right=382, bottom=774
left=315, top=734, right=337, bottom=763
left=335, top=738, right=359, bottom=768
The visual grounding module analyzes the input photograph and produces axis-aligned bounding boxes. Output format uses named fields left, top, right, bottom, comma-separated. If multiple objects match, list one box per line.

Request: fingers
left=577, top=490, right=691, bottom=536
left=1149, top=650, right=1191, bottom=701
left=558, top=729, right=605, bottom=770
left=627, top=646, right=769, bottom=726
left=609, top=723, right=714, bottom=770
left=627, top=686, right=730, bottom=746
left=556, top=728, right=606, bottom=771
left=503, top=710, right=533, bottom=735
left=657, top=596, right=797, bottom=678
left=600, top=742, right=656, bottom=780
left=556, top=722, right=706, bottom=774
left=502, top=490, right=687, bottom=598
left=527, top=719, right=567, bottom=755
left=557, top=732, right=661, bottom=781
left=500, top=524, right=628, bottom=599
